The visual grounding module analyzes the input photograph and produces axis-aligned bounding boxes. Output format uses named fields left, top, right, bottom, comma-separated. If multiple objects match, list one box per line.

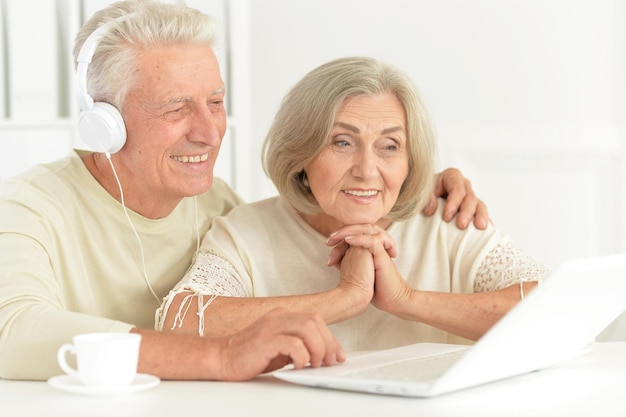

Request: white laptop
left=274, top=253, right=626, bottom=397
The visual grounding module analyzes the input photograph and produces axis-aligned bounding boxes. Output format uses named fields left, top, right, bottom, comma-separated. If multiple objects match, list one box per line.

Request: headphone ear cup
left=78, top=102, right=127, bottom=154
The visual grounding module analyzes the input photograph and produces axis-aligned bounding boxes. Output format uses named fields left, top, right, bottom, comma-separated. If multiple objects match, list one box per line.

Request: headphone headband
left=76, top=14, right=134, bottom=111
left=75, top=14, right=134, bottom=154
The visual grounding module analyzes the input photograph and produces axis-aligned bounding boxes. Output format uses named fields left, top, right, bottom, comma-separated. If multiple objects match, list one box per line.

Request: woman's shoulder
left=390, top=197, right=503, bottom=245
left=220, top=195, right=286, bottom=222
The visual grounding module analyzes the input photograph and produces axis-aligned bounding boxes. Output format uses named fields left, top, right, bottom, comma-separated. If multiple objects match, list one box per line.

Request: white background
left=1, top=0, right=624, bottom=336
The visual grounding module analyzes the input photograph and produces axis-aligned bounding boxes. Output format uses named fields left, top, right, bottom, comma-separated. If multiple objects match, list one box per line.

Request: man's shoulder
left=209, top=195, right=284, bottom=228
left=228, top=195, right=283, bottom=216
left=0, top=153, right=81, bottom=200
left=195, top=177, right=245, bottom=216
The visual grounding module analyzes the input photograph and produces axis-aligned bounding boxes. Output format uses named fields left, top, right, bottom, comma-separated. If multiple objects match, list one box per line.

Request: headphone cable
left=103, top=152, right=201, bottom=304
left=105, top=152, right=160, bottom=304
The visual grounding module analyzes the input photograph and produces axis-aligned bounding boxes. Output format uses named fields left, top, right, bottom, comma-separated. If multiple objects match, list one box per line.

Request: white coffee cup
left=57, top=332, right=141, bottom=387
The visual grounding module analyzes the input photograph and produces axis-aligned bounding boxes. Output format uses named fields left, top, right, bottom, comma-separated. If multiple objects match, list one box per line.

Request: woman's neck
left=298, top=211, right=392, bottom=237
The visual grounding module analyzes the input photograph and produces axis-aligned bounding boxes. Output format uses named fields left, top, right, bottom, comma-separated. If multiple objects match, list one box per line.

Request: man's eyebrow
left=160, top=96, right=192, bottom=108
left=158, top=85, right=226, bottom=108
left=212, top=85, right=226, bottom=95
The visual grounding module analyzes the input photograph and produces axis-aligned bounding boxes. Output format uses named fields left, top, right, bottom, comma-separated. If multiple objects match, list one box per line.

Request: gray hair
left=262, top=56, right=437, bottom=221
left=73, top=0, right=221, bottom=112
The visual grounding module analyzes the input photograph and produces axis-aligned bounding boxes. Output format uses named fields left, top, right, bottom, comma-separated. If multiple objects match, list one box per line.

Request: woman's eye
left=331, top=134, right=352, bottom=147
left=380, top=138, right=401, bottom=152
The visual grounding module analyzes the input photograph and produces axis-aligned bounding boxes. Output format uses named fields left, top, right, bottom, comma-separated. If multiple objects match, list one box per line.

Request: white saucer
left=47, top=373, right=160, bottom=396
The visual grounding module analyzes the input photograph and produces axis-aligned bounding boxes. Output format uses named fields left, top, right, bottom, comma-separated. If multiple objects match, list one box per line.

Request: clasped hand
left=326, top=225, right=408, bottom=315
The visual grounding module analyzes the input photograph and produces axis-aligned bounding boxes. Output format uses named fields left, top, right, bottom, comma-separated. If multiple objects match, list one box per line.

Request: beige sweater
left=0, top=150, right=242, bottom=380
left=161, top=196, right=548, bottom=352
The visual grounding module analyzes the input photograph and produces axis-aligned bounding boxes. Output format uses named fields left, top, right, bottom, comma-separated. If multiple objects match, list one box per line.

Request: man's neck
left=82, top=152, right=179, bottom=219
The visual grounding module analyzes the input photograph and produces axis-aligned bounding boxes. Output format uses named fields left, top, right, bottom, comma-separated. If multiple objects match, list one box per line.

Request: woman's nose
left=351, top=149, right=378, bottom=179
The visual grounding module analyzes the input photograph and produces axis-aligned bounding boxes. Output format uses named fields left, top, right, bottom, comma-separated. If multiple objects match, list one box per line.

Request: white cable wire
left=105, top=152, right=160, bottom=304
left=193, top=195, right=200, bottom=252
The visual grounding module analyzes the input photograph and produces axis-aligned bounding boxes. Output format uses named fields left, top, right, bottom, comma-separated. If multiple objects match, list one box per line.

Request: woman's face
left=302, top=93, right=409, bottom=236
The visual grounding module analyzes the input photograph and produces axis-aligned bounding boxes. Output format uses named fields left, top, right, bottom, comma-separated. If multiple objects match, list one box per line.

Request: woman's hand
left=326, top=224, right=397, bottom=269
left=336, top=245, right=376, bottom=315
left=326, top=225, right=410, bottom=315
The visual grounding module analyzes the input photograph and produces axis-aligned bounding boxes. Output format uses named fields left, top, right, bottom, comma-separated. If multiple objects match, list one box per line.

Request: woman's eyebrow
left=333, top=122, right=404, bottom=135
left=381, top=126, right=404, bottom=135
left=333, top=122, right=359, bottom=133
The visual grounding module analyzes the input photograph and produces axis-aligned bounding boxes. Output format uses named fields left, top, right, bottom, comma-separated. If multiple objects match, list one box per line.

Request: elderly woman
left=156, top=56, right=549, bottom=350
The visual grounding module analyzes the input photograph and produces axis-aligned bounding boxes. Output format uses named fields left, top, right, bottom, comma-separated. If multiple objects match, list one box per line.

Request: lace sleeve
left=473, top=238, right=550, bottom=293
left=155, top=248, right=247, bottom=336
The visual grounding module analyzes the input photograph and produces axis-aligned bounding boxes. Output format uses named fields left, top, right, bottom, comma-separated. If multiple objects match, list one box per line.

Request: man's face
left=120, top=44, right=226, bottom=206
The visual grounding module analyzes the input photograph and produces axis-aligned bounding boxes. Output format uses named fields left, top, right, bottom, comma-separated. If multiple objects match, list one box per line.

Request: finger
left=298, top=323, right=326, bottom=368
left=262, top=355, right=292, bottom=374
left=344, top=234, right=397, bottom=258
left=368, top=239, right=395, bottom=271
left=453, top=191, right=480, bottom=229
left=382, top=235, right=398, bottom=258
left=327, top=240, right=349, bottom=268
left=472, top=200, right=491, bottom=229
left=325, top=224, right=379, bottom=246
left=273, top=335, right=311, bottom=370
left=441, top=187, right=469, bottom=223
left=422, top=194, right=438, bottom=216
left=433, top=169, right=457, bottom=199
left=309, top=315, right=345, bottom=367
left=291, top=314, right=342, bottom=368
left=270, top=310, right=343, bottom=368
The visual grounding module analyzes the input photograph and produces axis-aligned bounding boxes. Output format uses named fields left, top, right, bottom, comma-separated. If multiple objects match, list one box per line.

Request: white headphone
left=75, top=16, right=131, bottom=154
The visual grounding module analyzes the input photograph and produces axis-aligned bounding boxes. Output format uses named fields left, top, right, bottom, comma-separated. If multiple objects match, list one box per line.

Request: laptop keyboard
left=344, top=349, right=469, bottom=383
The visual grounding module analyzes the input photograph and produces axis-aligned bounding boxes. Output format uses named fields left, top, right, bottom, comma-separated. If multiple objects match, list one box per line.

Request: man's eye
left=162, top=106, right=188, bottom=121
left=165, top=106, right=185, bottom=115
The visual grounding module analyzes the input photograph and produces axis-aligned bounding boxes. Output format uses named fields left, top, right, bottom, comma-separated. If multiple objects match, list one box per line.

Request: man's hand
left=217, top=308, right=345, bottom=381
left=423, top=168, right=490, bottom=230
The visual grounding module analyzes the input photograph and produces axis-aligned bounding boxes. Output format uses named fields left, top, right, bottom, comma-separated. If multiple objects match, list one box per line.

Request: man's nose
left=190, top=107, right=224, bottom=145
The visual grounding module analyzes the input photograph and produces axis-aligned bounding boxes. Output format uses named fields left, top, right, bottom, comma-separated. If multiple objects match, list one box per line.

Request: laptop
left=273, top=253, right=626, bottom=397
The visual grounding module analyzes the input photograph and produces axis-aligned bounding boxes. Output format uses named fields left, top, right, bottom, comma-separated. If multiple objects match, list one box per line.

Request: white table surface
left=1, top=342, right=625, bottom=417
